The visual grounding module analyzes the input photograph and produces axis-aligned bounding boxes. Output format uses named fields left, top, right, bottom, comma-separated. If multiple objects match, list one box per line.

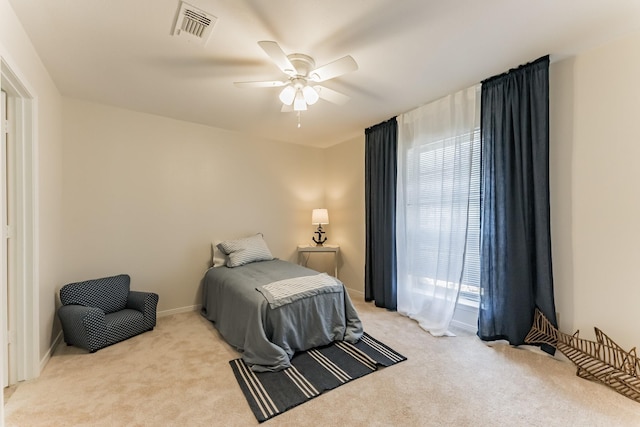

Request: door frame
left=1, top=57, right=39, bottom=389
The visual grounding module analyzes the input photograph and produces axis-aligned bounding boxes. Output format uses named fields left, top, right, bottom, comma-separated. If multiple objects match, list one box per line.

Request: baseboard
left=157, top=304, right=201, bottom=318
left=450, top=319, right=478, bottom=334
left=345, top=287, right=365, bottom=300
left=451, top=301, right=479, bottom=334
left=40, top=330, right=63, bottom=374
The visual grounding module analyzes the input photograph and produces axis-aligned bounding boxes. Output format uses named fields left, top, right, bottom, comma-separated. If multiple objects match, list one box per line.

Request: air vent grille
left=172, top=1, right=217, bottom=45
left=181, top=9, right=210, bottom=37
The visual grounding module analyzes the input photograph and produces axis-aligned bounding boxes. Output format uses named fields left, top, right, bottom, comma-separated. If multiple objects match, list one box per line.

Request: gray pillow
left=217, top=233, right=274, bottom=267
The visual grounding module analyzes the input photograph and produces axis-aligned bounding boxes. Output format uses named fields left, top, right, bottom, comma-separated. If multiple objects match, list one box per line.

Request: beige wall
left=1, top=0, right=65, bottom=366
left=3, top=0, right=328, bottom=370
left=550, top=30, right=640, bottom=350
left=549, top=58, right=576, bottom=337
left=327, top=31, right=640, bottom=352
left=61, top=99, right=325, bottom=313
left=325, top=135, right=366, bottom=296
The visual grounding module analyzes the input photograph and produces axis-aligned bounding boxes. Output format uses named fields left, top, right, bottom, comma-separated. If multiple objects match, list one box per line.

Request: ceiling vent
left=172, top=1, right=217, bottom=45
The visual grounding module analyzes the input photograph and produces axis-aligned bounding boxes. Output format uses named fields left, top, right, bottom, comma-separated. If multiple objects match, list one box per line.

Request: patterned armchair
left=57, top=274, right=159, bottom=352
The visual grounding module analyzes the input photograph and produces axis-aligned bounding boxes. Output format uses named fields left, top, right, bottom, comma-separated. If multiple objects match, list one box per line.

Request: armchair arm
left=57, top=305, right=107, bottom=352
left=127, top=291, right=159, bottom=330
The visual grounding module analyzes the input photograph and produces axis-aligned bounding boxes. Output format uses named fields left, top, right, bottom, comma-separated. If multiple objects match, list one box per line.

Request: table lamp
left=311, top=208, right=329, bottom=246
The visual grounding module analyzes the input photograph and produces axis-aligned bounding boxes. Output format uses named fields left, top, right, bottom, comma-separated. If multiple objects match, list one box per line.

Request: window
left=397, top=85, right=480, bottom=335
left=404, top=129, right=481, bottom=304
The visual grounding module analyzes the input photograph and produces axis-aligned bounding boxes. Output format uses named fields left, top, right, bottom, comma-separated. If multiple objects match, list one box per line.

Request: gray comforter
left=201, top=259, right=363, bottom=372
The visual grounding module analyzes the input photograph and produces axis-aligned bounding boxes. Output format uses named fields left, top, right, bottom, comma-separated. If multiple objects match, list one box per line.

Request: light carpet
left=4, top=298, right=640, bottom=426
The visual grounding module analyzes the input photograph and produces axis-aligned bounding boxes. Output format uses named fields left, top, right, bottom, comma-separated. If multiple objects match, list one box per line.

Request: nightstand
left=297, top=244, right=340, bottom=278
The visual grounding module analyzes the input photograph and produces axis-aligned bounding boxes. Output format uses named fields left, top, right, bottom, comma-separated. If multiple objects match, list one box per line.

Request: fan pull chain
left=297, top=111, right=301, bottom=128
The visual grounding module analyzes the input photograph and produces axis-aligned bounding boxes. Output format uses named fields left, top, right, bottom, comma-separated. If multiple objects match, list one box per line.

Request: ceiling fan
left=234, top=41, right=358, bottom=115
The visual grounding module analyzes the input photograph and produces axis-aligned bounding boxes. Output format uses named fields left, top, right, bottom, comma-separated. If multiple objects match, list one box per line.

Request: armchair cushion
left=58, top=274, right=159, bottom=352
left=105, top=309, right=147, bottom=344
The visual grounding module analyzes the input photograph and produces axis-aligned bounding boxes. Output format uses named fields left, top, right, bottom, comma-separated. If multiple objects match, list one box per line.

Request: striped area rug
left=230, top=333, right=407, bottom=423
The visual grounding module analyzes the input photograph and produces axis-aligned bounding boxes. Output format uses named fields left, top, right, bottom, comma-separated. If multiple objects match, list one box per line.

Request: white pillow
left=211, top=241, right=228, bottom=267
left=217, top=234, right=274, bottom=268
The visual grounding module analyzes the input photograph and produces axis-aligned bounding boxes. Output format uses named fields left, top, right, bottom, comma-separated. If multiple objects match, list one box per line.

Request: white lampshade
left=311, top=209, right=329, bottom=225
left=302, top=85, right=319, bottom=105
left=279, top=85, right=296, bottom=105
left=293, top=90, right=307, bottom=111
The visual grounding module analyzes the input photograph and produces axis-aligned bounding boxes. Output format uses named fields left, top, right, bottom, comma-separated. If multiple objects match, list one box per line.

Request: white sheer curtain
left=396, top=85, right=480, bottom=336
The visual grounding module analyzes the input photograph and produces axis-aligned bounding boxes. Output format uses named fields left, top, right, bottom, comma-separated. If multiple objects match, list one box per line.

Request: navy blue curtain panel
left=364, top=117, right=398, bottom=310
left=478, top=56, right=558, bottom=354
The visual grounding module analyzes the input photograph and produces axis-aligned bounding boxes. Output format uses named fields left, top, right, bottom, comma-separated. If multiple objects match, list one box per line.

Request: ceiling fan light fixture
left=279, top=85, right=296, bottom=105
left=234, top=41, right=357, bottom=121
left=293, top=90, right=307, bottom=111
left=302, top=85, right=319, bottom=105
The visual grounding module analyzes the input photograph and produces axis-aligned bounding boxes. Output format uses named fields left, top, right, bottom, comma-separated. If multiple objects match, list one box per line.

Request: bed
left=201, top=234, right=363, bottom=372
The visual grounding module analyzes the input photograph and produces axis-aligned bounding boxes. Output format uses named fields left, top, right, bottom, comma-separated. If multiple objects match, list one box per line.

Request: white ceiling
left=9, top=0, right=640, bottom=148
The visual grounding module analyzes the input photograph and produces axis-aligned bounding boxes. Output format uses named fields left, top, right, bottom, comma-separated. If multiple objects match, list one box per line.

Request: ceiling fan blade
left=313, top=85, right=351, bottom=105
left=309, top=55, right=358, bottom=82
left=233, top=80, right=287, bottom=88
left=258, top=41, right=296, bottom=76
